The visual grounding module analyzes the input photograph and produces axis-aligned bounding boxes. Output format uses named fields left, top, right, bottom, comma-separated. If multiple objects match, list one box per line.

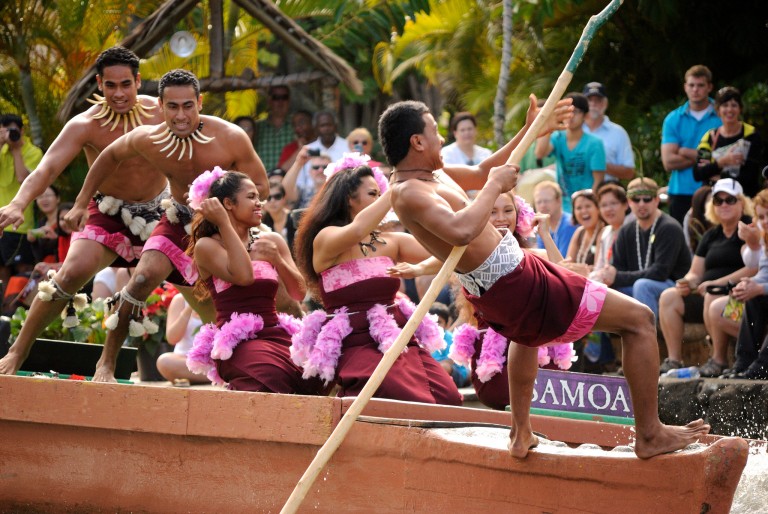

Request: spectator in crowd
left=533, top=180, right=578, bottom=257
left=267, top=167, right=286, bottom=186
left=562, top=189, right=604, bottom=277
left=661, top=65, right=722, bottom=224
left=156, top=293, right=209, bottom=385
left=346, top=127, right=382, bottom=166
left=694, top=86, right=763, bottom=198
left=535, top=92, right=605, bottom=210
left=31, top=202, right=73, bottom=278
left=592, top=182, right=628, bottom=272
left=582, top=82, right=635, bottom=181
left=721, top=189, right=768, bottom=379
left=658, top=178, right=755, bottom=374
left=684, top=185, right=714, bottom=254
left=233, top=115, right=257, bottom=148
left=28, top=185, right=61, bottom=264
left=441, top=112, right=492, bottom=166
left=261, top=183, right=290, bottom=240
left=593, top=178, right=691, bottom=321
left=283, top=146, right=331, bottom=209
left=293, top=111, right=347, bottom=203
left=429, top=301, right=470, bottom=388
left=0, top=113, right=44, bottom=285
left=92, top=267, right=131, bottom=301
left=254, top=85, right=294, bottom=171
left=277, top=110, right=315, bottom=171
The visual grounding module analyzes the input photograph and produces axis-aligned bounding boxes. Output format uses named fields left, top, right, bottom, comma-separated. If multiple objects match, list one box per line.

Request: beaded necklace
left=635, top=214, right=660, bottom=270
left=576, top=227, right=599, bottom=264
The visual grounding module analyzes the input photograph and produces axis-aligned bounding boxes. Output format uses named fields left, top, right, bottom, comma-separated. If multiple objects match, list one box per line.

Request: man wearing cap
left=592, top=177, right=690, bottom=320
left=661, top=65, right=722, bottom=224
left=582, top=82, right=635, bottom=182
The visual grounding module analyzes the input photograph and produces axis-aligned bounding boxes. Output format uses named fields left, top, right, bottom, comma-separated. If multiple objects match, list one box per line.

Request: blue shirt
left=549, top=131, right=606, bottom=210
left=583, top=116, right=634, bottom=181
left=431, top=330, right=470, bottom=388
left=536, top=210, right=579, bottom=257
left=661, top=100, right=722, bottom=196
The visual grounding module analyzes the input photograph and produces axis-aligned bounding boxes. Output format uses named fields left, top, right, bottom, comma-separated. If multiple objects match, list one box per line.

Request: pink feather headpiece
left=514, top=195, right=536, bottom=238
left=323, top=152, right=388, bottom=194
left=188, top=166, right=227, bottom=209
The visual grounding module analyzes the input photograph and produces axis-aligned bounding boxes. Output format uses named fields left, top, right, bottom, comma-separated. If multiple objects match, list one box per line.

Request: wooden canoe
left=0, top=375, right=748, bottom=513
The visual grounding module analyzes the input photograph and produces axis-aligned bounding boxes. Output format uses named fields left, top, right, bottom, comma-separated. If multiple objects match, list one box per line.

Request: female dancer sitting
left=185, top=168, right=323, bottom=394
left=292, top=155, right=462, bottom=405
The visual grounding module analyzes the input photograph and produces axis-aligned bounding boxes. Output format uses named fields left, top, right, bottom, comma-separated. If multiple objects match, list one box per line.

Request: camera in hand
left=7, top=128, right=20, bottom=142
left=308, top=148, right=321, bottom=157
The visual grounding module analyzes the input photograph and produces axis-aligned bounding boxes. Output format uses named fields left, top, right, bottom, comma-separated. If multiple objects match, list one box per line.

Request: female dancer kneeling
left=185, top=168, right=323, bottom=394
left=292, top=155, right=462, bottom=405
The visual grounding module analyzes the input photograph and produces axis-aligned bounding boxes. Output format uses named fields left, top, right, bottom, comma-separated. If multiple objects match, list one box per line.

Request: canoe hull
left=0, top=376, right=748, bottom=513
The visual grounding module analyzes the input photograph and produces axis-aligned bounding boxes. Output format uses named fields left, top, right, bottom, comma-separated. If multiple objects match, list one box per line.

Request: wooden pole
left=281, top=2, right=623, bottom=512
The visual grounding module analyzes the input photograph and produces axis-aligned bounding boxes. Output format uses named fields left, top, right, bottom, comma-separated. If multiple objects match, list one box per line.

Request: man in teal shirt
left=0, top=114, right=43, bottom=284
left=661, top=65, right=722, bottom=224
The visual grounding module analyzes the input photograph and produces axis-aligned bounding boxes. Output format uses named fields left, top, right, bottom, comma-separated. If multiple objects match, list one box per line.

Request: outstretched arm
left=282, top=146, right=310, bottom=205
left=441, top=95, right=572, bottom=191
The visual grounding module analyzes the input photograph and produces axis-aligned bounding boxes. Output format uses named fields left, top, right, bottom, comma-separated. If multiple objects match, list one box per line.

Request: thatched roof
left=57, top=0, right=363, bottom=122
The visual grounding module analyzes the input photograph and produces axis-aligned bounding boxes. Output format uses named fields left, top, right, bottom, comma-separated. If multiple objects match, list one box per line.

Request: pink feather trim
left=188, top=166, right=226, bottom=210
left=395, top=297, right=445, bottom=354
left=475, top=328, right=509, bottom=383
left=550, top=342, right=577, bottom=370
left=449, top=323, right=479, bottom=368
left=277, top=312, right=303, bottom=336
left=367, top=303, right=402, bottom=353
left=211, top=312, right=264, bottom=361
left=290, top=309, right=327, bottom=368
left=537, top=346, right=551, bottom=366
left=303, top=308, right=352, bottom=384
left=187, top=323, right=217, bottom=375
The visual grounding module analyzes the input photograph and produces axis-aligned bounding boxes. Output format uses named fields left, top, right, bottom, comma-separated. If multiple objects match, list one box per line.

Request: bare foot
left=91, top=365, right=117, bottom=383
left=634, top=419, right=710, bottom=459
left=0, top=352, right=22, bottom=375
left=508, top=426, right=539, bottom=459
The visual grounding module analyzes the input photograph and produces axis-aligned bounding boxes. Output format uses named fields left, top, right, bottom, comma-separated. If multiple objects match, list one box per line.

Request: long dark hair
left=294, top=165, right=376, bottom=293
left=688, top=185, right=713, bottom=254
left=186, top=171, right=251, bottom=299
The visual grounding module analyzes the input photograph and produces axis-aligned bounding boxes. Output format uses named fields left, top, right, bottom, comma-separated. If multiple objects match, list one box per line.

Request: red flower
left=69, top=374, right=86, bottom=381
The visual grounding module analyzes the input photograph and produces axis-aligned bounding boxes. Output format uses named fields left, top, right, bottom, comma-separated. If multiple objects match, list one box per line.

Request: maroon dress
left=210, top=261, right=324, bottom=395
left=319, top=257, right=462, bottom=405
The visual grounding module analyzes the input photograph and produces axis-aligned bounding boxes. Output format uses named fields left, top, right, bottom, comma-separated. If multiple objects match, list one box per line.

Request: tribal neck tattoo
left=149, top=121, right=215, bottom=160
left=88, top=94, right=156, bottom=133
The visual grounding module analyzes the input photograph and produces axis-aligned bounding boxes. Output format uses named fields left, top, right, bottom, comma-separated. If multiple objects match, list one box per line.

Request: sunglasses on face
left=311, top=164, right=325, bottom=170
left=271, top=94, right=289, bottom=101
left=713, top=195, right=738, bottom=206
left=629, top=196, right=655, bottom=204
left=268, top=193, right=284, bottom=201
left=352, top=140, right=370, bottom=146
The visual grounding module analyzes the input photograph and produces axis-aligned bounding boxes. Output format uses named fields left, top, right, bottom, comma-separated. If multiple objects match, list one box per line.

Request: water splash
left=731, top=442, right=768, bottom=513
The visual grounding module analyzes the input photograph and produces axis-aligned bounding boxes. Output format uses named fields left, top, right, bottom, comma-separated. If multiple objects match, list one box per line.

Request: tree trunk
left=493, top=0, right=513, bottom=147
left=18, top=67, right=43, bottom=148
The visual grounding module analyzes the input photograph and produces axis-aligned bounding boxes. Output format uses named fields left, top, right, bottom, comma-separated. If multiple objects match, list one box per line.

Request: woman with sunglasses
left=694, top=87, right=763, bottom=198
left=292, top=155, right=462, bottom=405
left=563, top=189, right=605, bottom=277
left=658, top=178, right=756, bottom=376
left=261, top=184, right=290, bottom=240
left=346, top=127, right=383, bottom=167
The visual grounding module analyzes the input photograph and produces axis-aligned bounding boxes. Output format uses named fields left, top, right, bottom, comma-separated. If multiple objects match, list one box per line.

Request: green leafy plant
left=9, top=298, right=109, bottom=345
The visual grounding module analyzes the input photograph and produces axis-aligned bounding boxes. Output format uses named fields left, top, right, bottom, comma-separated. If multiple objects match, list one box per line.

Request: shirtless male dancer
left=65, top=69, right=269, bottom=382
left=380, top=100, right=710, bottom=459
left=0, top=46, right=168, bottom=376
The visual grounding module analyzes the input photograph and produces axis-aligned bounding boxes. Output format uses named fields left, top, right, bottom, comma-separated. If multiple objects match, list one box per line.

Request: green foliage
left=9, top=298, right=108, bottom=345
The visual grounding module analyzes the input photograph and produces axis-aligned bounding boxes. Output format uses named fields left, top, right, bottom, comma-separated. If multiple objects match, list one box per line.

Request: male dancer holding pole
left=381, top=99, right=710, bottom=459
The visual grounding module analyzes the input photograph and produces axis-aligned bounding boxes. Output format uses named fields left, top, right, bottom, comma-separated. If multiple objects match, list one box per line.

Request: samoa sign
left=532, top=369, right=634, bottom=418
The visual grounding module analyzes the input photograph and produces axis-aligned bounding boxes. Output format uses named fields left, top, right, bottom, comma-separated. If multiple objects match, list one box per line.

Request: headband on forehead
left=323, top=152, right=388, bottom=194
left=188, top=166, right=227, bottom=209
